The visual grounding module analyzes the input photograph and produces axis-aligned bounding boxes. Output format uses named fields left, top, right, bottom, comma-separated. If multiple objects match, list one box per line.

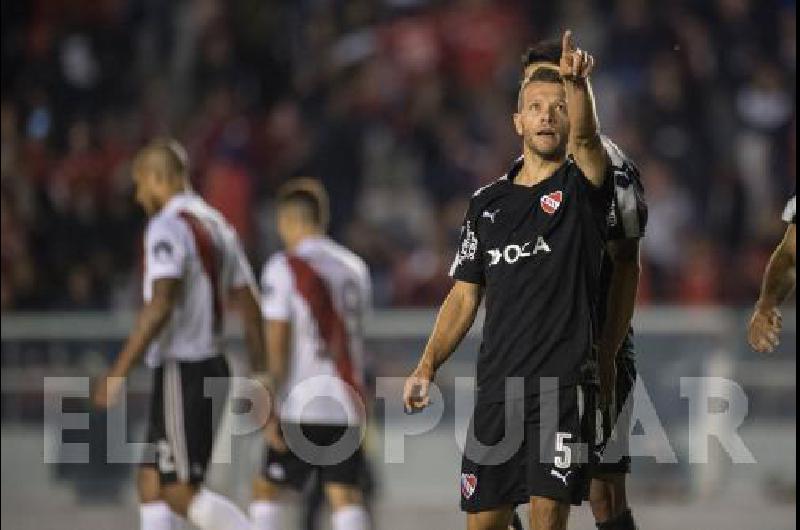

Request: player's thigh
left=466, top=505, right=516, bottom=530
left=324, top=482, right=364, bottom=511
left=528, top=496, right=569, bottom=530
left=589, top=473, right=627, bottom=521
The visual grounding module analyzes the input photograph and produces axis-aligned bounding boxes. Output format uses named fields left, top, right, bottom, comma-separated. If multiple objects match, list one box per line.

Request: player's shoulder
left=467, top=159, right=519, bottom=209
left=783, top=194, right=796, bottom=224
left=263, top=251, right=289, bottom=274
left=146, top=208, right=187, bottom=241
left=470, top=179, right=506, bottom=200
left=260, top=251, right=293, bottom=286
left=320, top=238, right=370, bottom=281
left=601, top=136, right=643, bottom=185
left=601, top=135, right=631, bottom=168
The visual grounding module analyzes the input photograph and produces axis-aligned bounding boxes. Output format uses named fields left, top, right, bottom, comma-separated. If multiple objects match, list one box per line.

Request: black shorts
left=261, top=423, right=367, bottom=491
left=591, top=355, right=636, bottom=476
left=141, top=355, right=230, bottom=485
left=460, top=384, right=597, bottom=513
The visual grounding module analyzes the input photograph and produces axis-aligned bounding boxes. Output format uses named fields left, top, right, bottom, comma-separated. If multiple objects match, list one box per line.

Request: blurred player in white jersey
left=93, top=139, right=264, bottom=530
left=250, top=178, right=372, bottom=530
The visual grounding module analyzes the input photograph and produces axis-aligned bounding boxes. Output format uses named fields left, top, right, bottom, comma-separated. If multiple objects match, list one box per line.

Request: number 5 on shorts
left=555, top=432, right=572, bottom=469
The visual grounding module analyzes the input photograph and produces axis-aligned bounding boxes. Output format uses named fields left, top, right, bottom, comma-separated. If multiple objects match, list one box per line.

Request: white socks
left=250, top=501, right=283, bottom=529
left=332, top=505, right=370, bottom=530
left=140, top=501, right=181, bottom=530
left=187, top=487, right=252, bottom=530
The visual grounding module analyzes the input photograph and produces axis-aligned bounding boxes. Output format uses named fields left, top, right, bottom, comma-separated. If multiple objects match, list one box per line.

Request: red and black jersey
left=450, top=156, right=613, bottom=402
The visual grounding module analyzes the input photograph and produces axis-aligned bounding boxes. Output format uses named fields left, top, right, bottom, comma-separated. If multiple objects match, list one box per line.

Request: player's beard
left=526, top=135, right=567, bottom=162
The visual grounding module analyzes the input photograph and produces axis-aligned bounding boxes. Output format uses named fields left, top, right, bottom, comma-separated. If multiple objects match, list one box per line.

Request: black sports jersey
left=450, top=156, right=613, bottom=402
left=596, top=137, right=648, bottom=357
left=783, top=193, right=796, bottom=224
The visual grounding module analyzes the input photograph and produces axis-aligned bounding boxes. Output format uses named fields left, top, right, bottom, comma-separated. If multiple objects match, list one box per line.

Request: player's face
left=276, top=206, right=297, bottom=247
left=132, top=167, right=161, bottom=216
left=514, top=81, right=569, bottom=159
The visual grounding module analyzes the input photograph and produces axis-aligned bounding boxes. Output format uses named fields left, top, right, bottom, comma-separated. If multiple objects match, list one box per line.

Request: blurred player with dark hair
left=93, top=139, right=264, bottom=530
left=250, top=178, right=372, bottom=530
left=404, top=31, right=613, bottom=530
left=748, top=193, right=796, bottom=352
left=520, top=40, right=648, bottom=530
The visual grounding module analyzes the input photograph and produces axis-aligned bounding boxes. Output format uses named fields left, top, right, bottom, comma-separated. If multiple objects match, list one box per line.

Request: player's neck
left=516, top=148, right=564, bottom=187
left=154, top=185, right=191, bottom=212
left=285, top=228, right=324, bottom=252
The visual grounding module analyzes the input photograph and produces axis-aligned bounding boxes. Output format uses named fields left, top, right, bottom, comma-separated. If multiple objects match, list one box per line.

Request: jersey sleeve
left=606, top=162, right=648, bottom=241
left=448, top=198, right=485, bottom=285
left=145, top=216, right=187, bottom=280
left=260, top=254, right=293, bottom=321
left=601, top=136, right=648, bottom=241
left=782, top=195, right=796, bottom=224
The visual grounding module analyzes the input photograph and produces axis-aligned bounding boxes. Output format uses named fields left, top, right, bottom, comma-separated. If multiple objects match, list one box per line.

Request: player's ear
left=513, top=113, right=524, bottom=137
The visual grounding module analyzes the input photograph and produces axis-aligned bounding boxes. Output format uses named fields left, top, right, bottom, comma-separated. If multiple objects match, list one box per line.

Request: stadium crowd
left=1, top=0, right=796, bottom=310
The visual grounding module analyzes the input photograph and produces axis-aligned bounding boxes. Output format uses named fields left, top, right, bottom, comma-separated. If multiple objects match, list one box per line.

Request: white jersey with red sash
left=260, top=236, right=371, bottom=426
left=143, top=192, right=255, bottom=368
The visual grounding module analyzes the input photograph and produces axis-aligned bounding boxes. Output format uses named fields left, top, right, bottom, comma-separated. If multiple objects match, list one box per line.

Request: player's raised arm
left=560, top=30, right=608, bottom=186
left=403, top=280, right=483, bottom=412
left=93, top=277, right=180, bottom=408
left=748, top=223, right=796, bottom=353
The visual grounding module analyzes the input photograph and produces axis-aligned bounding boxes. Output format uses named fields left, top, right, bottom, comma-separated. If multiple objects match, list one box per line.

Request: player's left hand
left=91, top=373, right=125, bottom=409
left=748, top=305, right=782, bottom=353
left=560, top=30, right=595, bottom=81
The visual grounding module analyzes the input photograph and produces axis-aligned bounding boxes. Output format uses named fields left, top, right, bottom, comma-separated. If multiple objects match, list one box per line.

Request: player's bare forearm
left=415, top=281, right=483, bottom=379
left=110, top=278, right=179, bottom=378
left=756, top=225, right=796, bottom=311
left=566, top=78, right=600, bottom=148
left=232, top=285, right=267, bottom=373
left=599, top=240, right=641, bottom=360
left=565, top=78, right=607, bottom=185
left=266, top=319, right=291, bottom=388
left=560, top=30, right=608, bottom=186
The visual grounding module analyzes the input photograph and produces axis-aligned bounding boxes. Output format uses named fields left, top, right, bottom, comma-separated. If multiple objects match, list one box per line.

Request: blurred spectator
left=0, top=0, right=795, bottom=310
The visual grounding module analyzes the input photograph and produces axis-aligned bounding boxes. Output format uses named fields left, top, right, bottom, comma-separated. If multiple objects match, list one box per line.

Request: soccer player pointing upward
left=403, top=31, right=612, bottom=530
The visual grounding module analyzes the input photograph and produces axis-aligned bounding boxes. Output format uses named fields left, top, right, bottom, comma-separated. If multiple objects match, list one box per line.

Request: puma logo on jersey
left=487, top=236, right=551, bottom=266
left=540, top=191, right=564, bottom=215
left=482, top=209, right=501, bottom=223
left=550, top=469, right=573, bottom=487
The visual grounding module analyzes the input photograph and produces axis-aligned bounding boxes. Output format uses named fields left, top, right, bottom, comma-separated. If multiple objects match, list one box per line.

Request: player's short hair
left=135, top=138, right=189, bottom=179
left=276, top=177, right=330, bottom=229
left=517, top=68, right=564, bottom=111
left=522, top=39, right=561, bottom=69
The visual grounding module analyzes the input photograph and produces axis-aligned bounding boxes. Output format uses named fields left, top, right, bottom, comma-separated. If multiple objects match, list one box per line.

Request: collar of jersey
left=161, top=191, right=198, bottom=216
left=294, top=235, right=329, bottom=254
left=504, top=154, right=573, bottom=188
